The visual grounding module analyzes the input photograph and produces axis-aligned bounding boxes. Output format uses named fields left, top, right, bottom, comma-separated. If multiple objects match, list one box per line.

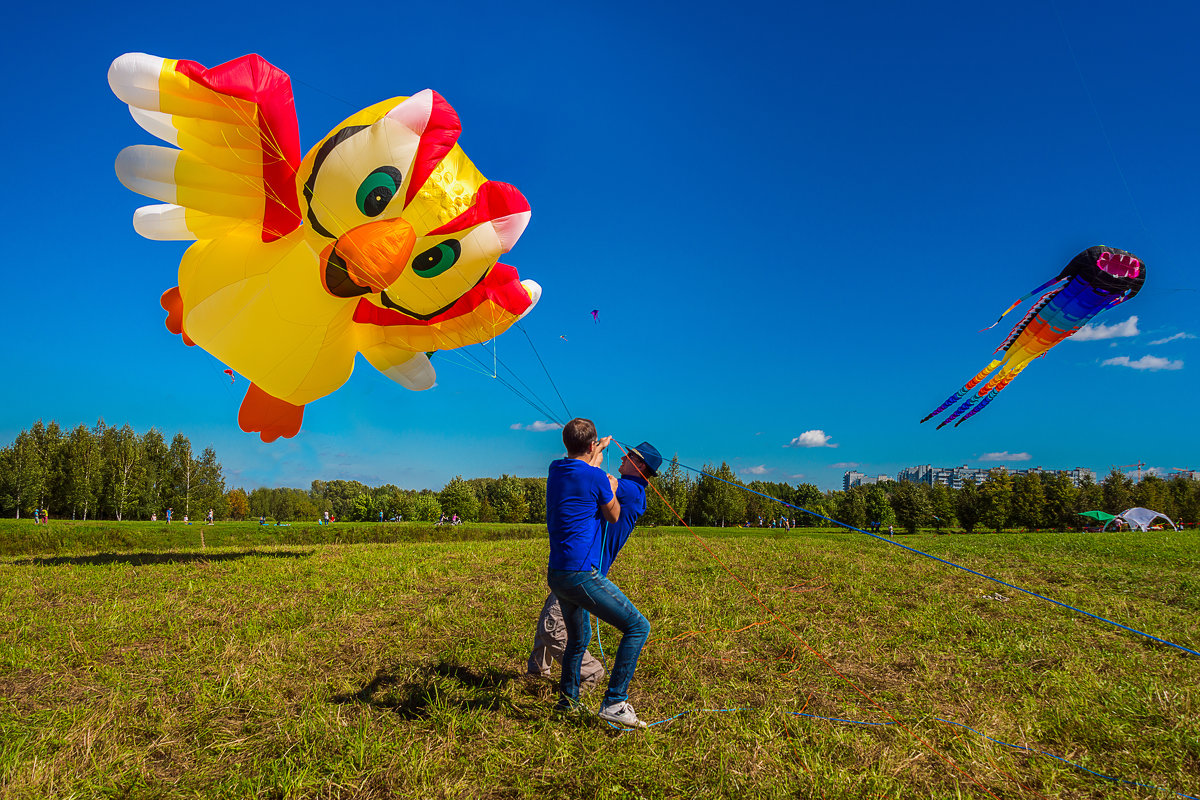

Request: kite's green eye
left=412, top=240, right=461, bottom=278
left=356, top=167, right=402, bottom=217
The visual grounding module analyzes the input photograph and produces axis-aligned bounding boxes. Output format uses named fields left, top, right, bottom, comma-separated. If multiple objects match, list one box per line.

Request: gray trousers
left=527, top=591, right=606, bottom=685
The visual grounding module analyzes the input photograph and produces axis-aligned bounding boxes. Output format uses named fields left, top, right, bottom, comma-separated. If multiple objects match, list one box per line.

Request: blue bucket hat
left=629, top=442, right=663, bottom=476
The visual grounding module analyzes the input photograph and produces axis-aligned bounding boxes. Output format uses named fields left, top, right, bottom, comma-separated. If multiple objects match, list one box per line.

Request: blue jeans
left=547, top=568, right=650, bottom=707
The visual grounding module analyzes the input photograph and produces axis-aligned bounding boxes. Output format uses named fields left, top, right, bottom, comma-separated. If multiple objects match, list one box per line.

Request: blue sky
left=2, top=0, right=1196, bottom=492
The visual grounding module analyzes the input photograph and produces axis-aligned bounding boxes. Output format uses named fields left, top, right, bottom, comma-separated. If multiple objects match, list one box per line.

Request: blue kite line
left=664, top=459, right=1199, bottom=658
left=935, top=718, right=1198, bottom=799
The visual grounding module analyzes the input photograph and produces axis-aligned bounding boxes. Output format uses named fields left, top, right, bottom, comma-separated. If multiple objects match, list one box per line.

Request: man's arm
left=601, top=473, right=620, bottom=523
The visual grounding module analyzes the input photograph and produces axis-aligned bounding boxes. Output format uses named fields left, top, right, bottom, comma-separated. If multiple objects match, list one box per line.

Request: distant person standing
left=166, top=507, right=173, bottom=524
left=206, top=508, right=214, bottom=525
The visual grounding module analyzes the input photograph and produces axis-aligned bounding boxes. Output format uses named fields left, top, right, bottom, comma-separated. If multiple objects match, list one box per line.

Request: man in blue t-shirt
left=529, top=441, right=660, bottom=687
left=544, top=418, right=663, bottom=729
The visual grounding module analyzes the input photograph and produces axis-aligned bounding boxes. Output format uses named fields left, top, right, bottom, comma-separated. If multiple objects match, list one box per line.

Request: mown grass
left=0, top=522, right=1196, bottom=798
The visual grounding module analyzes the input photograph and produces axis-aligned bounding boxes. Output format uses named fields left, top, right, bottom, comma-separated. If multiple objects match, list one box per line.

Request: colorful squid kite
left=921, top=245, right=1144, bottom=429
left=109, top=53, right=540, bottom=441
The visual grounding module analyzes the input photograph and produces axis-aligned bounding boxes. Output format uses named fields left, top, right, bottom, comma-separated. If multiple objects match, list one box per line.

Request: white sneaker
left=598, top=701, right=647, bottom=728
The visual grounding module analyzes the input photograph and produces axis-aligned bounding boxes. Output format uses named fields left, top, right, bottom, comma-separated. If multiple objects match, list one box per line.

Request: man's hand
left=608, top=474, right=619, bottom=493
left=587, top=435, right=614, bottom=467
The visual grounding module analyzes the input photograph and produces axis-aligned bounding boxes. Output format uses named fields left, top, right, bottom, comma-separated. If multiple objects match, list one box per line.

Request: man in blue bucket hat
left=532, top=420, right=663, bottom=728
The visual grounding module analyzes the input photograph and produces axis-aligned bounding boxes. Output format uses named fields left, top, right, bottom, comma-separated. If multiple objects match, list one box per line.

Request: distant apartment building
left=896, top=464, right=1095, bottom=488
left=843, top=471, right=894, bottom=490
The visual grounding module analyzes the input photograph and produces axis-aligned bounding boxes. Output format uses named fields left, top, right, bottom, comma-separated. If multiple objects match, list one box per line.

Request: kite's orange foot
left=160, top=286, right=195, bottom=346
left=238, top=383, right=304, bottom=442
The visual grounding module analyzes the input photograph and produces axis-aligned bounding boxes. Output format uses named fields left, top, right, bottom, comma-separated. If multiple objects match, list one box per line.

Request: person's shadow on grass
left=12, top=550, right=311, bottom=567
left=334, top=658, right=534, bottom=721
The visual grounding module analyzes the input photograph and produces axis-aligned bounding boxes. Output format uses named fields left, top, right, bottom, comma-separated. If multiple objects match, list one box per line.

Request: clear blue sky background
left=2, top=0, right=1196, bottom=492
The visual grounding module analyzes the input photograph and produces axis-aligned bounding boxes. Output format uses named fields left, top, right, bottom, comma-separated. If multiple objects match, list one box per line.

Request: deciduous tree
left=495, top=474, right=529, bottom=523
left=410, top=492, right=442, bottom=522
left=956, top=480, right=981, bottom=533
left=863, top=485, right=895, bottom=528
left=1101, top=467, right=1134, bottom=514
left=0, top=430, right=44, bottom=518
left=139, top=428, right=169, bottom=519
left=439, top=475, right=480, bottom=521
left=1010, top=473, right=1046, bottom=530
left=64, top=423, right=103, bottom=520
left=834, top=488, right=867, bottom=529
left=978, top=469, right=1013, bottom=532
left=226, top=487, right=249, bottom=520
left=167, top=433, right=197, bottom=517
left=690, top=462, right=746, bottom=526
left=926, top=484, right=955, bottom=531
left=102, top=424, right=144, bottom=521
left=1042, top=473, right=1078, bottom=530
left=890, top=481, right=932, bottom=534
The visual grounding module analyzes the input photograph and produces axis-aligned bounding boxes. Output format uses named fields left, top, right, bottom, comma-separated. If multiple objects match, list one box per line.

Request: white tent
left=1104, top=507, right=1179, bottom=532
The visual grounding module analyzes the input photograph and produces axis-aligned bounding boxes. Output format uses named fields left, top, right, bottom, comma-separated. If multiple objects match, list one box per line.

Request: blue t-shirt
left=546, top=458, right=615, bottom=571
left=599, top=473, right=648, bottom=576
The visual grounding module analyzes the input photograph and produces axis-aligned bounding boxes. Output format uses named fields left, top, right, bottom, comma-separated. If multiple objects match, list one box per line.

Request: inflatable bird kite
left=109, top=53, right=540, bottom=441
left=921, top=245, right=1144, bottom=429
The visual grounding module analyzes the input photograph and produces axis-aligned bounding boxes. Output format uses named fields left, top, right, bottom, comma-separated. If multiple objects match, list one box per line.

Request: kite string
left=450, top=346, right=565, bottom=425
left=668, top=460, right=1198, bottom=658
left=454, top=336, right=569, bottom=427
left=517, top=323, right=571, bottom=421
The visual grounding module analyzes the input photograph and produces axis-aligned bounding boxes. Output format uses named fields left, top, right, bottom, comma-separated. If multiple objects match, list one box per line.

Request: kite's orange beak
left=321, top=217, right=416, bottom=296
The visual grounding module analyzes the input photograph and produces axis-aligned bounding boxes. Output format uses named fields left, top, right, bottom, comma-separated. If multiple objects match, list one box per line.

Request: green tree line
left=0, top=420, right=224, bottom=521
left=5, top=423, right=1197, bottom=530
left=833, top=468, right=1200, bottom=534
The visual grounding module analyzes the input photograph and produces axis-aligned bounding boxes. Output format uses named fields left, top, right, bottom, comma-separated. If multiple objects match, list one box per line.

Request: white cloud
left=1072, top=316, right=1139, bottom=342
left=1101, top=355, right=1184, bottom=371
left=789, top=473, right=806, bottom=479
left=1148, top=332, right=1196, bottom=346
left=741, top=465, right=769, bottom=475
left=831, top=462, right=860, bottom=469
left=786, top=430, right=837, bottom=448
left=510, top=420, right=563, bottom=432
left=979, top=451, right=1031, bottom=462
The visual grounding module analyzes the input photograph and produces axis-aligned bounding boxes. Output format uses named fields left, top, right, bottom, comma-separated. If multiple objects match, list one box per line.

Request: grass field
left=0, top=520, right=1197, bottom=798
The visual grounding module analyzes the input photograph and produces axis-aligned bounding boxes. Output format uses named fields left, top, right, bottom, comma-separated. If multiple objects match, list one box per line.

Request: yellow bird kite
left=109, top=52, right=540, bottom=441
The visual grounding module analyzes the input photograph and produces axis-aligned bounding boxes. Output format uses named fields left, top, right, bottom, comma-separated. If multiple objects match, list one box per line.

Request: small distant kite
left=921, top=245, right=1144, bottom=429
left=223, top=369, right=235, bottom=384
left=591, top=309, right=599, bottom=323
left=559, top=335, right=568, bottom=342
